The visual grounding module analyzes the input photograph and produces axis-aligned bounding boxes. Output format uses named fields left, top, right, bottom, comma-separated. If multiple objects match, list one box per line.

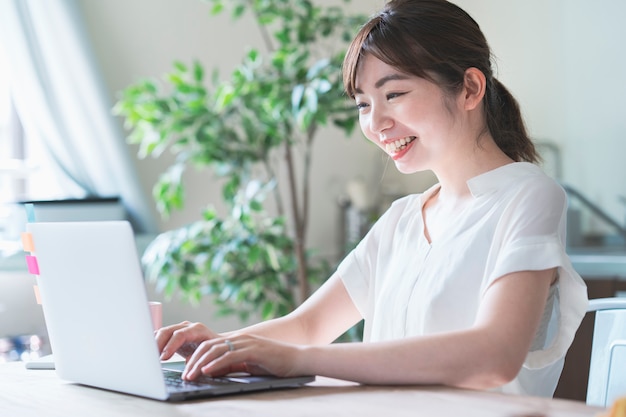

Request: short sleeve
left=337, top=195, right=417, bottom=319
left=337, top=250, right=369, bottom=317
left=485, top=180, right=588, bottom=369
left=336, top=208, right=387, bottom=317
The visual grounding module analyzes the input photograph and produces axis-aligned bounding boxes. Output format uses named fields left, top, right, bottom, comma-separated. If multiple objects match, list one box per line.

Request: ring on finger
left=224, top=339, right=235, bottom=352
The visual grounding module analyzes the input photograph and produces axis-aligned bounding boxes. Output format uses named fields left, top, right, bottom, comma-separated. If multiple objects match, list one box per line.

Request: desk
left=0, top=362, right=605, bottom=417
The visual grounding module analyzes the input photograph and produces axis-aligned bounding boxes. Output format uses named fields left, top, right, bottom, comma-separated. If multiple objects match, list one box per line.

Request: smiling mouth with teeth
left=385, top=136, right=416, bottom=154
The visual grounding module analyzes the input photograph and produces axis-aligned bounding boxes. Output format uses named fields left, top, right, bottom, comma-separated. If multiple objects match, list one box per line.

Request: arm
left=225, top=272, right=363, bottom=345
left=186, top=268, right=555, bottom=390
left=156, top=272, right=362, bottom=360
left=297, top=268, right=556, bottom=389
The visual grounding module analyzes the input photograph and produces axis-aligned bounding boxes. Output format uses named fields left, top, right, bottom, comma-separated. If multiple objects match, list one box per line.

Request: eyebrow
left=354, top=73, right=412, bottom=94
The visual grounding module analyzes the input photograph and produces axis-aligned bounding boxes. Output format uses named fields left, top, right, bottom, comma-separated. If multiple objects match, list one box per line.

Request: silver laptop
left=25, top=220, right=314, bottom=401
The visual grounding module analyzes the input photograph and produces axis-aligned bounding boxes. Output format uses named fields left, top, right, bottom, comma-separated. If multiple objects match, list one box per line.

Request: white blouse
left=337, top=162, right=588, bottom=397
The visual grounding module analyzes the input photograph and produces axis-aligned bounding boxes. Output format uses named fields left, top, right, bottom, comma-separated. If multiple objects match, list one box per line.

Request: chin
left=393, top=161, right=427, bottom=175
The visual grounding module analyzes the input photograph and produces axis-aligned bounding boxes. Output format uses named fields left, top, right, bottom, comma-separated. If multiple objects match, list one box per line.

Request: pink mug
left=148, top=301, right=163, bottom=331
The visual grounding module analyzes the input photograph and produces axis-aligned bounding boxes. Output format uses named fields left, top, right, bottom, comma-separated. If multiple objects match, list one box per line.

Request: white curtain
left=0, top=0, right=157, bottom=233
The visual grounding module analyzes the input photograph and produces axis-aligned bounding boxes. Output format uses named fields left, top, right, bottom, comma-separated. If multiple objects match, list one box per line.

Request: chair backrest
left=586, top=297, right=626, bottom=407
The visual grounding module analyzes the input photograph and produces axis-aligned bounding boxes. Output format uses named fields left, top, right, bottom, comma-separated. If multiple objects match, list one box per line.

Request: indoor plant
left=114, top=0, right=365, bottom=323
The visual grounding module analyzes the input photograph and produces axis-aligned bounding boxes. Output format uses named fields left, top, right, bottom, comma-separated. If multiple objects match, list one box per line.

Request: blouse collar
left=466, top=162, right=540, bottom=198
left=418, top=162, right=541, bottom=207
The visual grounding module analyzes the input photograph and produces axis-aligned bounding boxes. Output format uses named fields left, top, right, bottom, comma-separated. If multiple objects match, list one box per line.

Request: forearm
left=223, top=314, right=310, bottom=345
left=296, top=329, right=522, bottom=390
left=301, top=269, right=553, bottom=389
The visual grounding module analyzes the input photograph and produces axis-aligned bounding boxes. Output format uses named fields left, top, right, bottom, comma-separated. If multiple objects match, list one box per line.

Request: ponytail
left=485, top=78, right=539, bottom=163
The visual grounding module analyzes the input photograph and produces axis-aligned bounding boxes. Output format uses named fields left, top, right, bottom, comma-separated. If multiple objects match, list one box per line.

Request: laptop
left=24, top=220, right=314, bottom=401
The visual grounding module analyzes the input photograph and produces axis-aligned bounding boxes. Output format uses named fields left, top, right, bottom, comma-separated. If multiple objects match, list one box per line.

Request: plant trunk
left=284, top=140, right=309, bottom=305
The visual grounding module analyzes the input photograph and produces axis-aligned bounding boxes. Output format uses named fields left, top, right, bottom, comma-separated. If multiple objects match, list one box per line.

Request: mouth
left=385, top=136, right=416, bottom=155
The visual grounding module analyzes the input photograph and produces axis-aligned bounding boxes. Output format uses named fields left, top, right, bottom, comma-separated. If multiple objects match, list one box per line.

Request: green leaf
left=261, top=301, right=275, bottom=320
left=304, top=86, right=318, bottom=113
left=250, top=200, right=263, bottom=212
left=307, top=58, right=330, bottom=79
left=193, top=61, right=204, bottom=82
left=215, top=84, right=235, bottom=110
left=209, top=2, right=224, bottom=16
left=246, top=49, right=260, bottom=65
left=291, top=84, right=305, bottom=110
left=315, top=79, right=332, bottom=94
left=173, top=61, right=187, bottom=73
left=265, top=245, right=280, bottom=271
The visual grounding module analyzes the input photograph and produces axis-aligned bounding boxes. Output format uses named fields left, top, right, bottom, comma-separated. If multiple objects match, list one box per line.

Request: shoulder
left=508, top=164, right=566, bottom=206
left=492, top=165, right=568, bottom=229
left=480, top=162, right=566, bottom=207
left=469, top=163, right=567, bottom=221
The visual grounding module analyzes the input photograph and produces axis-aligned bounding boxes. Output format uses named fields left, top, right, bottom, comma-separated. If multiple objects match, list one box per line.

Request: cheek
left=358, top=116, right=377, bottom=144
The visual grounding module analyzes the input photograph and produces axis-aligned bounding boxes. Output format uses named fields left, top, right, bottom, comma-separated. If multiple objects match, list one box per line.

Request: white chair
left=586, top=297, right=626, bottom=407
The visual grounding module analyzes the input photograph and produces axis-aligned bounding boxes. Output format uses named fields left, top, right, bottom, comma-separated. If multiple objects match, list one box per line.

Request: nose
left=368, top=104, right=393, bottom=136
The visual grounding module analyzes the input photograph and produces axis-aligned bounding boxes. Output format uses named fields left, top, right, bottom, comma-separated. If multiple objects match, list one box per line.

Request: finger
left=199, top=348, right=248, bottom=378
left=182, top=340, right=224, bottom=380
left=175, top=342, right=199, bottom=358
left=200, top=339, right=260, bottom=377
left=201, top=339, right=292, bottom=378
left=160, top=322, right=208, bottom=360
left=182, top=339, right=241, bottom=380
left=154, top=321, right=186, bottom=350
left=181, top=341, right=211, bottom=378
left=155, top=321, right=191, bottom=358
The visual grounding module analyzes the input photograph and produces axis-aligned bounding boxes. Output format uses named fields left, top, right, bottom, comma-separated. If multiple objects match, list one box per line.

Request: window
left=0, top=42, right=65, bottom=255
left=0, top=5, right=155, bottom=240
left=0, top=44, right=21, bottom=252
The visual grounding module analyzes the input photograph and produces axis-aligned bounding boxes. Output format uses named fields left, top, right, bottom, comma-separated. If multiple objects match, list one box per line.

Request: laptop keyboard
left=163, top=370, right=235, bottom=389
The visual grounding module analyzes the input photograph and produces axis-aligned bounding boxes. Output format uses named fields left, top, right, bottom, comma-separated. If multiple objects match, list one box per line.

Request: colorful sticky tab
left=25, top=255, right=40, bottom=275
left=33, top=285, right=42, bottom=305
left=24, top=203, right=36, bottom=223
left=21, top=232, right=35, bottom=252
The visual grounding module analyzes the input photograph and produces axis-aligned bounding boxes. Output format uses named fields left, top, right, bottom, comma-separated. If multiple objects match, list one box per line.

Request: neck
left=432, top=134, right=514, bottom=199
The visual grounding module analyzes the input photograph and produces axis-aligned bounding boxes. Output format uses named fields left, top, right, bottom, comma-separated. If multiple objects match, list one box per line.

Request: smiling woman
left=153, top=0, right=588, bottom=400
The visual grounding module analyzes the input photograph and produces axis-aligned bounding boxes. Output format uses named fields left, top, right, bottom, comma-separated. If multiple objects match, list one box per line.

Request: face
left=353, top=54, right=462, bottom=174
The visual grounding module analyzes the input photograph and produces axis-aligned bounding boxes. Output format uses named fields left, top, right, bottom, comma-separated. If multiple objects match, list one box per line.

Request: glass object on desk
left=0, top=334, right=50, bottom=363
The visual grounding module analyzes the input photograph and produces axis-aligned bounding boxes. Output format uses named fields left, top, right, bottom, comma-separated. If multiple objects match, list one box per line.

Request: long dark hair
left=343, top=0, right=538, bottom=163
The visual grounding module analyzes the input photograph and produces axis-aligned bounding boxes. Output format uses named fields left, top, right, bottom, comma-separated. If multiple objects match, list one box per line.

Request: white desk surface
left=0, top=361, right=605, bottom=417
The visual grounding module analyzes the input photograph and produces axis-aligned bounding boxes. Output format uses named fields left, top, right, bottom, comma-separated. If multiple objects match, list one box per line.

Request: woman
left=157, top=0, right=588, bottom=397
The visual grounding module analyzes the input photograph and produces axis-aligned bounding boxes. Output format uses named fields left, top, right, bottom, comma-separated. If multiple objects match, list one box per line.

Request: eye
left=355, top=101, right=369, bottom=111
left=386, top=91, right=406, bottom=100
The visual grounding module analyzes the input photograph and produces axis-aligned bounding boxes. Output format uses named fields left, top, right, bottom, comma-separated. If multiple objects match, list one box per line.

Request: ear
left=461, top=67, right=487, bottom=111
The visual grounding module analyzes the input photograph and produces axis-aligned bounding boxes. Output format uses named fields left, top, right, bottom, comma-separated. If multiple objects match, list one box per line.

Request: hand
left=181, top=333, right=303, bottom=381
left=155, top=321, right=221, bottom=361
